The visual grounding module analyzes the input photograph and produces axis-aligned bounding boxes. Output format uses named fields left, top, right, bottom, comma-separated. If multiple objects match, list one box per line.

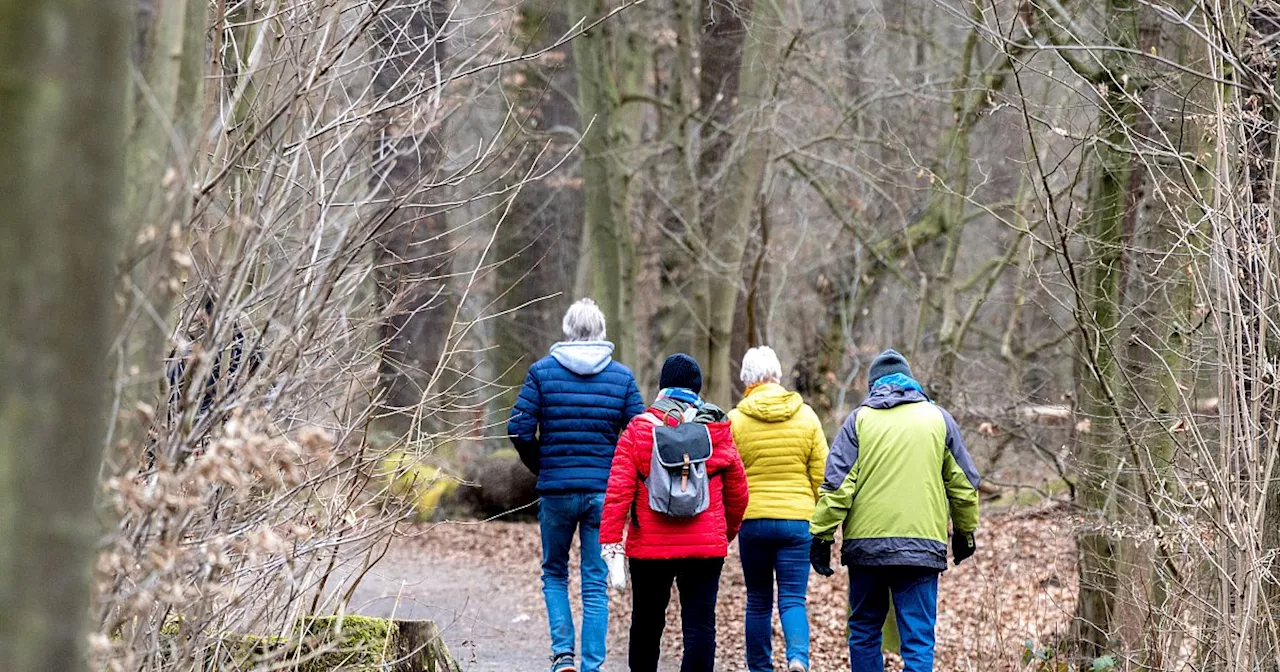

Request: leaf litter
left=406, top=500, right=1075, bottom=670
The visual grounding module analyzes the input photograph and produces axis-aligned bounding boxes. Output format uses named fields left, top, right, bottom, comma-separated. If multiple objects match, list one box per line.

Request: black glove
left=810, top=538, right=835, bottom=577
left=952, top=530, right=976, bottom=565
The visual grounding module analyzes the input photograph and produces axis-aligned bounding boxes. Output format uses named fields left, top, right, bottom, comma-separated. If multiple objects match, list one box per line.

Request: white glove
left=601, top=543, right=626, bottom=591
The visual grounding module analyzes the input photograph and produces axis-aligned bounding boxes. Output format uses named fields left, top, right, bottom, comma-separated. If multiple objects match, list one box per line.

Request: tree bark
left=571, top=0, right=642, bottom=366
left=1072, top=0, right=1140, bottom=657
left=371, top=0, right=454, bottom=419
left=0, top=1, right=130, bottom=669
left=1237, top=4, right=1280, bottom=665
left=654, top=0, right=711, bottom=381
left=392, top=619, right=462, bottom=672
left=492, top=3, right=585, bottom=415
left=114, top=0, right=208, bottom=464
left=699, top=0, right=784, bottom=403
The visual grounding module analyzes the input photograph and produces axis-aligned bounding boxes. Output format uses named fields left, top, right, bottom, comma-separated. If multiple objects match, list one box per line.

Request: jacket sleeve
left=622, top=377, right=646, bottom=425
left=810, top=409, right=860, bottom=542
left=507, top=368, right=542, bottom=474
left=600, top=420, right=641, bottom=545
left=719, top=438, right=750, bottom=543
left=807, top=408, right=830, bottom=501
left=941, top=408, right=981, bottom=533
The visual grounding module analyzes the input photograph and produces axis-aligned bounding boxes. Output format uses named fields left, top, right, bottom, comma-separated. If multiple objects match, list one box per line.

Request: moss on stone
left=168, top=613, right=405, bottom=671
left=296, top=614, right=395, bottom=670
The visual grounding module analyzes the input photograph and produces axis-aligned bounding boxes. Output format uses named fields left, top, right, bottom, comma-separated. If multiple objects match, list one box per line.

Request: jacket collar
left=861, top=377, right=930, bottom=410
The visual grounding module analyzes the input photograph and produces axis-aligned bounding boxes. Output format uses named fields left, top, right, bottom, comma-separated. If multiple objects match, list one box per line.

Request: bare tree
left=372, top=0, right=456, bottom=422
left=570, top=0, right=644, bottom=365
left=0, top=0, right=130, bottom=669
left=491, top=3, right=587, bottom=413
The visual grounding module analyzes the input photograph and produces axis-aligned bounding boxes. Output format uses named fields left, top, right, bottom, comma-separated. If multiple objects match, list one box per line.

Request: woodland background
left=3, top=0, right=1280, bottom=670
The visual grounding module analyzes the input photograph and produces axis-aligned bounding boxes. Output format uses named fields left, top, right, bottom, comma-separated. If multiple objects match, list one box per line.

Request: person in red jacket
left=600, top=353, right=749, bottom=672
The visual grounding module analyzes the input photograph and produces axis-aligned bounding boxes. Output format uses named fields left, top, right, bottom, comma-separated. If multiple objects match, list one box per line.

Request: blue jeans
left=846, top=565, right=940, bottom=672
left=738, top=519, right=811, bottom=671
left=539, top=493, right=609, bottom=672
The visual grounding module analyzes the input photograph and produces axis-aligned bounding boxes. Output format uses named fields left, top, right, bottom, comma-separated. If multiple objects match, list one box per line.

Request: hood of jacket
left=736, top=382, right=804, bottom=422
left=549, top=340, right=615, bottom=375
left=860, top=383, right=930, bottom=410
left=652, top=395, right=728, bottom=424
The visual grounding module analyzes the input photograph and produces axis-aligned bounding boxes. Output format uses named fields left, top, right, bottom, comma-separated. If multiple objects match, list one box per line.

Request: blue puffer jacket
left=507, top=341, right=646, bottom=494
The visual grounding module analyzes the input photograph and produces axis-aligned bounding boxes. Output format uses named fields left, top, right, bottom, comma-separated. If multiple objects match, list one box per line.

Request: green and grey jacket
left=810, top=383, right=980, bottom=570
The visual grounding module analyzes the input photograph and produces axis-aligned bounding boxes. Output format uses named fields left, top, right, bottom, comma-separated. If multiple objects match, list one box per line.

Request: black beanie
left=659, top=353, right=703, bottom=393
left=868, top=349, right=912, bottom=386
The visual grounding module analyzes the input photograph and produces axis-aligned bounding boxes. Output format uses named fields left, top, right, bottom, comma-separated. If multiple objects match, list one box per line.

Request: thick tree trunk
left=1072, top=115, right=1135, bottom=661
left=372, top=1, right=454, bottom=418
left=1072, top=5, right=1140, bottom=653
left=492, top=3, right=585, bottom=414
left=654, top=0, right=711, bottom=381
left=1071, top=2, right=1204, bottom=659
left=392, top=619, right=462, bottom=672
left=571, top=0, right=641, bottom=366
left=114, top=0, right=208, bottom=465
left=700, top=0, right=784, bottom=403
left=0, top=1, right=130, bottom=669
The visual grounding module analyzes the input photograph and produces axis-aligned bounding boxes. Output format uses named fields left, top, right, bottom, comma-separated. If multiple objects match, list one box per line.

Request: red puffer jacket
left=600, top=405, right=749, bottom=560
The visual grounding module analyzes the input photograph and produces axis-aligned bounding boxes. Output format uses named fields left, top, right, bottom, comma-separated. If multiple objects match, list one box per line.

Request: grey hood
left=550, top=340, right=615, bottom=375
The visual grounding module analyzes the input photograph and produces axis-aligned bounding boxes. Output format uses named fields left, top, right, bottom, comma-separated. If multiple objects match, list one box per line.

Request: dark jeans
left=846, top=565, right=940, bottom=672
left=628, top=557, right=724, bottom=672
left=738, top=519, right=811, bottom=671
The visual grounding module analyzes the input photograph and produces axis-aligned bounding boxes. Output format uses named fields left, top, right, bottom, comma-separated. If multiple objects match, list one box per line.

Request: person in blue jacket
left=508, top=298, right=645, bottom=672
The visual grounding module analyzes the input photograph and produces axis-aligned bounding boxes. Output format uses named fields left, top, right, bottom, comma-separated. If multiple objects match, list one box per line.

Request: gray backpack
left=641, top=408, right=713, bottom=518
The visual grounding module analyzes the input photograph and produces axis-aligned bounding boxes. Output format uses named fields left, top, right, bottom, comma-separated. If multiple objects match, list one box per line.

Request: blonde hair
left=562, top=298, right=607, bottom=341
left=740, top=346, right=783, bottom=386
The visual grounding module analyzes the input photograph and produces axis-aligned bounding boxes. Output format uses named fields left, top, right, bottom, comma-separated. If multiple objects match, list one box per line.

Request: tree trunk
left=113, top=0, right=208, bottom=465
left=371, top=0, right=454, bottom=420
left=392, top=619, right=462, bottom=672
left=654, top=0, right=711, bottom=382
left=1072, top=0, right=1140, bottom=657
left=571, top=0, right=641, bottom=366
left=1237, top=4, right=1280, bottom=666
left=928, top=16, right=985, bottom=404
left=0, top=1, right=130, bottom=670
left=699, top=0, right=784, bottom=403
left=492, top=3, right=585, bottom=416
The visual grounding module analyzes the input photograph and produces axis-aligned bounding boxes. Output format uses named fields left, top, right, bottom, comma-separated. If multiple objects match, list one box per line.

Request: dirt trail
left=348, top=504, right=1076, bottom=671
left=347, top=522, right=673, bottom=671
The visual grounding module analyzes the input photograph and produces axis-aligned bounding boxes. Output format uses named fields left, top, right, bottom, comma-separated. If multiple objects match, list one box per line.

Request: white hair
left=562, top=298, right=607, bottom=341
left=740, top=346, right=783, bottom=386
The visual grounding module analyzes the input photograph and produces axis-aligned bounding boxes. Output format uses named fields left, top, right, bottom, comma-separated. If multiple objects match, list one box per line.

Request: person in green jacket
left=809, top=349, right=981, bottom=672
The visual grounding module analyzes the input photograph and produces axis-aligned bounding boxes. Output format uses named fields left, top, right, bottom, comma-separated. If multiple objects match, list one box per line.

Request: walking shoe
left=788, top=661, right=808, bottom=672
left=549, top=653, right=577, bottom=672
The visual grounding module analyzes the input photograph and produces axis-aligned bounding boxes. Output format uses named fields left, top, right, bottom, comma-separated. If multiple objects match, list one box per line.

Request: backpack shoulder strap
left=640, top=410, right=689, bottom=427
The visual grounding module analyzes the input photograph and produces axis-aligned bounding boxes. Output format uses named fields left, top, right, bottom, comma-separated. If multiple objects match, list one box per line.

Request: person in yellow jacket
left=728, top=346, right=828, bottom=672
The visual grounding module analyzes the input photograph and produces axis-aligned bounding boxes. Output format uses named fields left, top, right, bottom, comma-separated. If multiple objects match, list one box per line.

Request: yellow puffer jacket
left=729, top=383, right=829, bottom=521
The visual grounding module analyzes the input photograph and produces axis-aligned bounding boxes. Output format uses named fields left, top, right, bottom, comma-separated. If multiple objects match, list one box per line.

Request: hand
left=810, top=538, right=835, bottom=577
left=952, top=530, right=976, bottom=565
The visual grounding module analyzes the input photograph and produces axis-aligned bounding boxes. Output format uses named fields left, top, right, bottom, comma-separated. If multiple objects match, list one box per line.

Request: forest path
left=347, top=520, right=668, bottom=671
left=349, top=503, right=1076, bottom=671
